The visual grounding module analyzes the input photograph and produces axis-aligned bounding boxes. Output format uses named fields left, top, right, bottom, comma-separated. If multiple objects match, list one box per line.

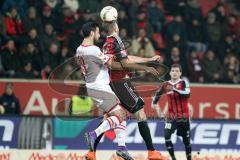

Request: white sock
left=94, top=115, right=120, bottom=137
left=114, top=120, right=126, bottom=147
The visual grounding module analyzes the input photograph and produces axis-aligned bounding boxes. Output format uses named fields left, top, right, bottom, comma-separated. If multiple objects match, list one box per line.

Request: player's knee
left=164, top=132, right=171, bottom=140
left=135, top=109, right=147, bottom=122
left=109, top=105, right=126, bottom=122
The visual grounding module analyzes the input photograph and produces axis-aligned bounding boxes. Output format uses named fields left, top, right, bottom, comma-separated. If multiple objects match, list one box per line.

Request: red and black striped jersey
left=102, top=35, right=129, bottom=81
left=153, top=79, right=190, bottom=119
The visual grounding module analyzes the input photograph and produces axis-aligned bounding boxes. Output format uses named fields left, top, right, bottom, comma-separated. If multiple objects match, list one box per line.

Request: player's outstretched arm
left=128, top=55, right=162, bottom=63
left=119, top=58, right=160, bottom=76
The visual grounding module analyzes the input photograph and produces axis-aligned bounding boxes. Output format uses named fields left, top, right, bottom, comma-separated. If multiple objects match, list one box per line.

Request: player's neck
left=82, top=38, right=94, bottom=46
left=171, top=78, right=180, bottom=83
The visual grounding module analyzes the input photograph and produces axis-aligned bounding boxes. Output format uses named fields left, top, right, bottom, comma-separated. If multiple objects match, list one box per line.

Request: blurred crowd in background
left=0, top=0, right=240, bottom=83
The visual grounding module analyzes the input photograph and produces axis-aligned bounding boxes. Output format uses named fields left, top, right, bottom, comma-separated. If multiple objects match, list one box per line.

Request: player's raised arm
left=152, top=82, right=173, bottom=104
left=127, top=55, right=162, bottom=63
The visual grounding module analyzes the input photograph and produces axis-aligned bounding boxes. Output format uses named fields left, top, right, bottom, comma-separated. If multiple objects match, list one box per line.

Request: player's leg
left=114, top=120, right=134, bottom=160
left=164, top=120, right=177, bottom=160
left=85, top=105, right=126, bottom=150
left=177, top=119, right=191, bottom=160
left=93, top=115, right=133, bottom=160
left=84, top=88, right=126, bottom=158
left=110, top=80, right=163, bottom=160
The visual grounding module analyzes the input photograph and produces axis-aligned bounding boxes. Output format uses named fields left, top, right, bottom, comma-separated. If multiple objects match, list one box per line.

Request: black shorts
left=110, top=79, right=144, bottom=113
left=164, top=118, right=190, bottom=137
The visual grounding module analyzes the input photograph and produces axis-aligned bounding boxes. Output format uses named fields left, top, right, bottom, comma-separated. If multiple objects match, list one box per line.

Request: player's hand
left=145, top=67, right=159, bottom=76
left=161, top=82, right=173, bottom=94
left=165, top=84, right=173, bottom=92
left=150, top=55, right=162, bottom=62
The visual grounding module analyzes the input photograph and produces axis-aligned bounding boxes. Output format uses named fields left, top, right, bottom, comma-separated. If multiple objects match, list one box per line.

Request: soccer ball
left=100, top=6, right=118, bottom=22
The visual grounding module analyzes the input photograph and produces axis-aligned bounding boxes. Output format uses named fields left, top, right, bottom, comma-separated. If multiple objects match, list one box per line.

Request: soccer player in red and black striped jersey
left=152, top=64, right=192, bottom=160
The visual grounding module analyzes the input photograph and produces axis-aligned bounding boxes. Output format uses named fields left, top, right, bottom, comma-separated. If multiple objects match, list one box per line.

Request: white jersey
left=75, top=45, right=112, bottom=92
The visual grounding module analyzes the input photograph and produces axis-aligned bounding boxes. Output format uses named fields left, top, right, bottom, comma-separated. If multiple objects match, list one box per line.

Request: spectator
left=226, top=15, right=240, bottom=39
left=119, top=28, right=129, bottom=40
left=0, top=13, right=6, bottom=38
left=79, top=0, right=100, bottom=13
left=205, top=12, right=224, bottom=49
left=43, top=43, right=59, bottom=69
left=24, top=6, right=42, bottom=33
left=61, top=6, right=77, bottom=35
left=23, top=28, right=41, bottom=49
left=134, top=0, right=153, bottom=36
left=203, top=50, right=223, bottom=83
left=41, top=64, right=52, bottom=79
left=40, top=24, right=58, bottom=53
left=187, top=18, right=207, bottom=53
left=4, top=7, right=24, bottom=37
left=165, top=14, right=187, bottom=56
left=0, top=83, right=21, bottom=114
left=211, top=3, right=226, bottom=23
left=186, top=49, right=204, bottom=82
left=223, top=54, right=240, bottom=83
left=218, top=34, right=240, bottom=62
left=165, top=47, right=187, bottom=74
left=148, top=0, right=165, bottom=33
left=184, top=0, right=203, bottom=23
left=2, top=0, right=28, bottom=18
left=57, top=64, right=76, bottom=80
left=70, top=84, right=93, bottom=116
left=1, top=39, right=20, bottom=77
left=122, top=0, right=138, bottom=37
left=58, top=46, right=71, bottom=64
left=41, top=5, right=56, bottom=28
left=118, top=10, right=130, bottom=35
left=67, top=28, right=83, bottom=54
left=163, top=0, right=186, bottom=16
left=20, top=43, right=42, bottom=76
left=19, top=62, right=35, bottom=79
left=130, top=28, right=155, bottom=57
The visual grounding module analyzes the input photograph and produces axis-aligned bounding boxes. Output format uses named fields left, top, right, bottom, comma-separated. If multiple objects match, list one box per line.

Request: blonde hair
left=102, top=21, right=117, bottom=35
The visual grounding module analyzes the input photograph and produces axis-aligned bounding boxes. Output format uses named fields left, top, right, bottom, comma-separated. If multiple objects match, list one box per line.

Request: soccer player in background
left=75, top=22, right=132, bottom=160
left=152, top=64, right=192, bottom=160
left=92, top=21, right=164, bottom=160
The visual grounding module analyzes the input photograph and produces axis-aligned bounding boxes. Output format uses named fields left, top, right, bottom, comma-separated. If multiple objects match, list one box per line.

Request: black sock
left=183, top=136, right=191, bottom=160
left=185, top=145, right=192, bottom=160
left=93, top=132, right=104, bottom=151
left=138, top=121, right=154, bottom=151
left=165, top=140, right=176, bottom=160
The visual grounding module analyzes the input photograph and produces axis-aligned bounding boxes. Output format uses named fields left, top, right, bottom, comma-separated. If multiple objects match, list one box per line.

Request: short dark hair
left=82, top=22, right=99, bottom=38
left=171, top=64, right=182, bottom=72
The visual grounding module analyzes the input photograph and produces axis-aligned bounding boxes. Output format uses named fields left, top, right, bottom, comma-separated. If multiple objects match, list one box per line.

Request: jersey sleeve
left=113, top=38, right=128, bottom=61
left=173, top=79, right=190, bottom=97
left=95, top=47, right=111, bottom=65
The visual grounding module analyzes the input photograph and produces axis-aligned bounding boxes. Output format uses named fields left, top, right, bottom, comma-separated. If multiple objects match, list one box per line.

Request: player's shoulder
left=77, top=45, right=101, bottom=53
left=181, top=78, right=190, bottom=87
left=106, top=35, right=123, bottom=44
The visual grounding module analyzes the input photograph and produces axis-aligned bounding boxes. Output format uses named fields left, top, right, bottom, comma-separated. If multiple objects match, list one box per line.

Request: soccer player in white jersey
left=75, top=22, right=133, bottom=160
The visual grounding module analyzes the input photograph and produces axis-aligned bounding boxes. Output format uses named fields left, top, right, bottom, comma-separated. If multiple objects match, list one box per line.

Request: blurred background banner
left=0, top=80, right=239, bottom=119
left=0, top=116, right=19, bottom=149
left=0, top=116, right=239, bottom=153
